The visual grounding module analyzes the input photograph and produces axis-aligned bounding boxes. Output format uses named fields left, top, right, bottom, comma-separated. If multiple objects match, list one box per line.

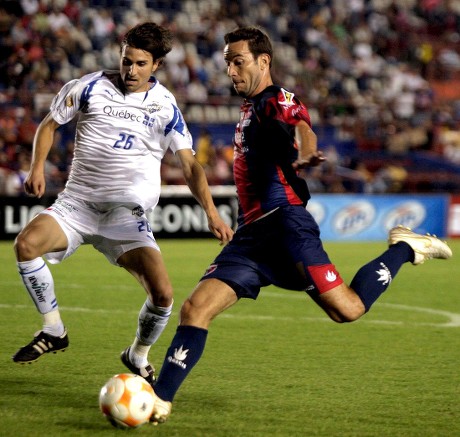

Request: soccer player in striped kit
left=146, top=26, right=452, bottom=423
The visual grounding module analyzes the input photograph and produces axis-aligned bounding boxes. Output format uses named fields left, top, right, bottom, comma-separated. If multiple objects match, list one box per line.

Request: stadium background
left=1, top=0, right=460, bottom=239
left=1, top=4, right=459, bottom=435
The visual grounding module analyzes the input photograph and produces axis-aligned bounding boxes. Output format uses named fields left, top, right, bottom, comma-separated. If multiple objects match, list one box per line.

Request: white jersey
left=50, top=70, right=193, bottom=210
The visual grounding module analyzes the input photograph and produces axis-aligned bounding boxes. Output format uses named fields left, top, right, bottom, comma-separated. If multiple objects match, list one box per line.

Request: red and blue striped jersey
left=233, top=85, right=312, bottom=227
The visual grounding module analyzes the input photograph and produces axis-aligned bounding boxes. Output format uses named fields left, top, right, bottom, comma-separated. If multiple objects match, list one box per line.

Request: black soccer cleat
left=120, top=346, right=156, bottom=386
left=13, top=330, right=69, bottom=364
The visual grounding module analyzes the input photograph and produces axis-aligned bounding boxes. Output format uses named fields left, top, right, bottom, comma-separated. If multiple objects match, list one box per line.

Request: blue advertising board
left=307, top=194, right=449, bottom=240
left=0, top=191, right=449, bottom=240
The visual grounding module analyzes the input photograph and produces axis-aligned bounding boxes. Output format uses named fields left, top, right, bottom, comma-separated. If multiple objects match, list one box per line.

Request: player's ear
left=152, top=58, right=162, bottom=72
left=259, top=53, right=271, bottom=69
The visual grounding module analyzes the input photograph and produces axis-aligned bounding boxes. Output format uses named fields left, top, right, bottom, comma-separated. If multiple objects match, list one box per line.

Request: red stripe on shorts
left=307, top=264, right=343, bottom=294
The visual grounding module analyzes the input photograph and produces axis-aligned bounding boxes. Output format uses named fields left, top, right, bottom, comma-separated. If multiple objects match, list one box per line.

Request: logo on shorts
left=48, top=200, right=77, bottom=217
left=203, top=264, right=218, bottom=276
left=325, top=270, right=337, bottom=282
left=132, top=206, right=144, bottom=217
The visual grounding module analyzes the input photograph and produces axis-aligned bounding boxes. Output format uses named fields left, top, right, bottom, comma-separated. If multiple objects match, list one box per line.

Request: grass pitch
left=0, top=239, right=459, bottom=437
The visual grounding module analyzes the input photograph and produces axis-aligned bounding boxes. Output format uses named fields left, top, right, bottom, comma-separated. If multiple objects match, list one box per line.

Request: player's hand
left=292, top=151, right=326, bottom=170
left=24, top=169, right=46, bottom=198
left=207, top=216, right=234, bottom=245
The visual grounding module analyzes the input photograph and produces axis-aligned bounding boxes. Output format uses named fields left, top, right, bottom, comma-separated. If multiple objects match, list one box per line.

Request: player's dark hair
left=224, top=26, right=273, bottom=67
left=121, top=22, right=173, bottom=63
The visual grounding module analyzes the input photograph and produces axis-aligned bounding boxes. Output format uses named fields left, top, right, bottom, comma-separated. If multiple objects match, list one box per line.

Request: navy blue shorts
left=201, top=205, right=343, bottom=299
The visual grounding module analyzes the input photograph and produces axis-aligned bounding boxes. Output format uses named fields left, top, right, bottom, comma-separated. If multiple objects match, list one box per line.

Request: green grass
left=0, top=239, right=459, bottom=437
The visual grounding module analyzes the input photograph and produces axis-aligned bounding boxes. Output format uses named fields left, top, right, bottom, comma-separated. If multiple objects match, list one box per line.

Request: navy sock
left=154, top=325, right=208, bottom=402
left=350, top=242, right=414, bottom=312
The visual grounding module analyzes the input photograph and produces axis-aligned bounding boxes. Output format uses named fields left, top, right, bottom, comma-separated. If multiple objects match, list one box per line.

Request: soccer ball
left=99, top=373, right=155, bottom=428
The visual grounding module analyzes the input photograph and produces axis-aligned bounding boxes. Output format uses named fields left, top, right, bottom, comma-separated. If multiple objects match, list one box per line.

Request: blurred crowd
left=1, top=0, right=460, bottom=196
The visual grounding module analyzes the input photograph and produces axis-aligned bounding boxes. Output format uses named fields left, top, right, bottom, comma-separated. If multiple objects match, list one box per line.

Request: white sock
left=129, top=340, right=152, bottom=368
left=42, top=309, right=65, bottom=337
left=130, top=299, right=173, bottom=367
left=17, top=257, right=65, bottom=336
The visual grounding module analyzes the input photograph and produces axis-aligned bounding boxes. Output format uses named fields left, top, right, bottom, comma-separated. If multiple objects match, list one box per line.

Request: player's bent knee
left=317, top=284, right=366, bottom=323
left=335, top=306, right=365, bottom=323
left=323, top=302, right=365, bottom=323
left=180, top=299, right=199, bottom=320
left=179, top=299, right=213, bottom=328
left=14, top=233, right=38, bottom=260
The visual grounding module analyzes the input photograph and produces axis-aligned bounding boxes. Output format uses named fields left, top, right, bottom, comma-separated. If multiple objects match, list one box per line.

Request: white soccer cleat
left=388, top=225, right=452, bottom=265
left=150, top=390, right=172, bottom=425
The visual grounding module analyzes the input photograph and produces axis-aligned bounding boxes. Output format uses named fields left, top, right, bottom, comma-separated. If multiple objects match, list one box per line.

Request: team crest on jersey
left=279, top=88, right=295, bottom=107
left=146, top=102, right=163, bottom=113
left=65, top=96, right=74, bottom=107
left=132, top=206, right=145, bottom=217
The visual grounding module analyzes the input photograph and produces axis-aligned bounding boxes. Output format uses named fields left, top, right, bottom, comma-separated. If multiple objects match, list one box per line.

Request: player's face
left=120, top=45, right=160, bottom=93
left=224, top=40, right=271, bottom=98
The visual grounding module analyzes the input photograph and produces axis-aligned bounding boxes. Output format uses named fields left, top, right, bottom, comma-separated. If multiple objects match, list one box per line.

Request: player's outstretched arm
left=24, top=112, right=61, bottom=198
left=176, top=149, right=234, bottom=244
left=292, top=120, right=326, bottom=170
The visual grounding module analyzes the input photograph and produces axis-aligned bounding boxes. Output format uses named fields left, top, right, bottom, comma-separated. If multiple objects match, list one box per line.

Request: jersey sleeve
left=49, top=79, right=86, bottom=125
left=50, top=71, right=102, bottom=125
left=164, top=102, right=194, bottom=154
left=265, top=88, right=312, bottom=128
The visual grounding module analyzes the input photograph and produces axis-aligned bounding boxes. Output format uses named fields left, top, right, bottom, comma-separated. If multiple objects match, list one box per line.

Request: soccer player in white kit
left=12, top=22, right=234, bottom=383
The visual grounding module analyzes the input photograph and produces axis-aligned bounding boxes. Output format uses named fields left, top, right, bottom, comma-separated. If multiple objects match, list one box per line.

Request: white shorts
left=41, top=192, right=159, bottom=266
